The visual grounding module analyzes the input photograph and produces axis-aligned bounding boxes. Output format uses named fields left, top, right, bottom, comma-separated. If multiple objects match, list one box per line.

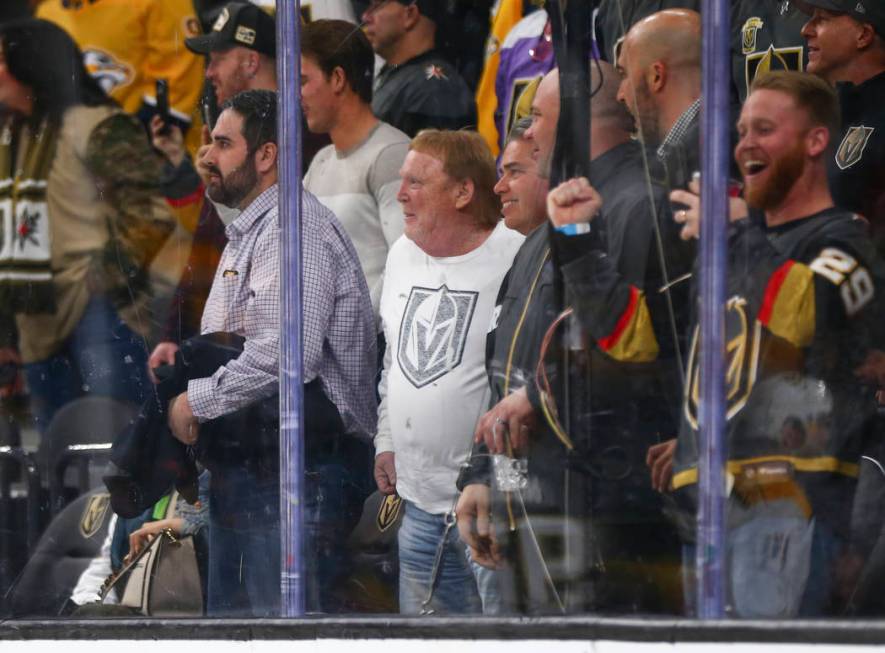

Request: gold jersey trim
left=672, top=455, right=860, bottom=490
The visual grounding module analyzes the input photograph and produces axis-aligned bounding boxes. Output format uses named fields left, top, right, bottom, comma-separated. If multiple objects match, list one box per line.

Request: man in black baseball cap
left=796, top=0, right=885, bottom=260
left=186, top=1, right=276, bottom=57
left=795, top=0, right=885, bottom=40
left=795, top=0, right=885, bottom=85
left=360, top=0, right=475, bottom=137
left=185, top=2, right=277, bottom=105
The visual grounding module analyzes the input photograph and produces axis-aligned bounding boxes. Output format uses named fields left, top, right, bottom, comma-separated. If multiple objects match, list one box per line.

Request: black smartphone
left=155, top=78, right=171, bottom=135
left=201, top=83, right=219, bottom=130
left=201, top=95, right=217, bottom=131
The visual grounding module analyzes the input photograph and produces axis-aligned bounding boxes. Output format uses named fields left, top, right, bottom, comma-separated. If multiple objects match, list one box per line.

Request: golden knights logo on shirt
left=80, top=493, right=111, bottom=539
left=684, top=296, right=761, bottom=430
left=742, top=17, right=764, bottom=54
left=745, top=45, right=804, bottom=94
left=740, top=16, right=803, bottom=98
left=398, top=285, right=478, bottom=388
left=836, top=126, right=875, bottom=171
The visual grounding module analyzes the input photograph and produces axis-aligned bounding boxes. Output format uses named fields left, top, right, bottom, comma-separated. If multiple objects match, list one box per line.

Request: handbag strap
left=162, top=490, right=180, bottom=519
left=98, top=528, right=174, bottom=602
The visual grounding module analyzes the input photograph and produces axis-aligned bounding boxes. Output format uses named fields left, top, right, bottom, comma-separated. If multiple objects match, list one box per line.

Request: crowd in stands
left=0, top=0, right=884, bottom=622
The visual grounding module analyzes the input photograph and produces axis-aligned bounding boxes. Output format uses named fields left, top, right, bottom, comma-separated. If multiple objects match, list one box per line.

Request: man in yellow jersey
left=36, top=0, right=204, bottom=136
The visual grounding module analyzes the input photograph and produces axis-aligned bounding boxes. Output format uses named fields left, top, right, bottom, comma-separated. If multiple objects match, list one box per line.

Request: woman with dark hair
left=0, top=19, right=176, bottom=431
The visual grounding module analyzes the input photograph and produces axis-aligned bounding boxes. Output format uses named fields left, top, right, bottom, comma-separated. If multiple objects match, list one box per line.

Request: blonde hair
left=750, top=71, right=840, bottom=137
left=410, top=129, right=501, bottom=228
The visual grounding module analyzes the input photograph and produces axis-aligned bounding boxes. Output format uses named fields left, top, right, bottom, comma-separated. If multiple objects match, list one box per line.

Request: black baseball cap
left=793, top=0, right=885, bottom=37
left=390, top=0, right=447, bottom=26
left=186, top=2, right=276, bottom=58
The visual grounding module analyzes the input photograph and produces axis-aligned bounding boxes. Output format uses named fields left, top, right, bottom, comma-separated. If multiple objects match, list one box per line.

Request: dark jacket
left=105, top=332, right=254, bottom=517
left=730, top=0, right=807, bottom=104
left=551, top=140, right=694, bottom=520
left=831, top=70, right=885, bottom=257
left=105, top=331, right=363, bottom=518
left=372, top=49, right=476, bottom=138
left=460, top=141, right=693, bottom=614
left=462, top=142, right=693, bottom=511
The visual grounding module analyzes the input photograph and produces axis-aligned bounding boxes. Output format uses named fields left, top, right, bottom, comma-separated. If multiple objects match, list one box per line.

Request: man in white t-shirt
left=301, top=18, right=409, bottom=317
left=374, top=129, right=523, bottom=614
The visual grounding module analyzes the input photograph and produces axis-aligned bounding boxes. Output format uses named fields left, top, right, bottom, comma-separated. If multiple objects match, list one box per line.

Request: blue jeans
left=207, top=465, right=280, bottom=617
left=24, top=295, right=149, bottom=432
left=682, top=503, right=840, bottom=618
left=206, top=457, right=370, bottom=616
left=303, top=459, right=372, bottom=613
left=398, top=500, right=501, bottom=615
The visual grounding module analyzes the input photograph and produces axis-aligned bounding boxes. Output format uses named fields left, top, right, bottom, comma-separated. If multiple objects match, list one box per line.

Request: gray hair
left=504, top=117, right=534, bottom=148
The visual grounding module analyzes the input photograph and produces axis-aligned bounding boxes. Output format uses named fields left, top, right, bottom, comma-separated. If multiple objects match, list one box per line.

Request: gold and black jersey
left=731, top=1, right=808, bottom=103
left=673, top=208, right=884, bottom=537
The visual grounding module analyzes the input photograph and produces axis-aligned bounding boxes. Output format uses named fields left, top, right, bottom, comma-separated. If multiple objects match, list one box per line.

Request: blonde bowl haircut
left=410, top=129, right=502, bottom=229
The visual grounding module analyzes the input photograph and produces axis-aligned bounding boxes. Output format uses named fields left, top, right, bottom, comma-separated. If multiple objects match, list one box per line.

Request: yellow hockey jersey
left=36, top=0, right=204, bottom=126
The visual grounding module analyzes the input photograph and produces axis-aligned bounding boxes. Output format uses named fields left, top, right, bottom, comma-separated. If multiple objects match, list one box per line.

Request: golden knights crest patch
left=745, top=45, right=803, bottom=95
left=741, top=17, right=764, bottom=55
left=836, top=126, right=875, bottom=171
left=685, top=297, right=761, bottom=429
left=80, top=493, right=111, bottom=539
left=376, top=494, right=403, bottom=532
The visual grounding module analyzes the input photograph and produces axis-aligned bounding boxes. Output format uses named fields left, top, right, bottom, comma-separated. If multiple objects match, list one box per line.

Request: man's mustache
left=206, top=164, right=222, bottom=178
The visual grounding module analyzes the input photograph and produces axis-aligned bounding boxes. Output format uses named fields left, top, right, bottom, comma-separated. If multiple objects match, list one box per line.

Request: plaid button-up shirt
left=656, top=97, right=701, bottom=163
left=188, top=184, right=377, bottom=440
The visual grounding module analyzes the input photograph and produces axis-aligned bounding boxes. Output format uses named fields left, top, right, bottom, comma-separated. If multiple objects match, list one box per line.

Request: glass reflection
left=0, top=0, right=883, bottom=625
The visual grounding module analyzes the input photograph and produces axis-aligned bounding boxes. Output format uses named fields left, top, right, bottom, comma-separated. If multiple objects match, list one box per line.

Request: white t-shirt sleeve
left=368, top=140, right=408, bottom=248
left=70, top=514, right=117, bottom=606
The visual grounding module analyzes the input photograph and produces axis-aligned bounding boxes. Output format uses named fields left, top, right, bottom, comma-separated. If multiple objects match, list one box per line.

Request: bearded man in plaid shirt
left=166, top=89, right=377, bottom=616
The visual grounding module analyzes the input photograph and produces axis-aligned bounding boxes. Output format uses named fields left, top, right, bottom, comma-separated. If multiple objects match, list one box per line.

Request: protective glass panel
left=0, top=2, right=212, bottom=617
left=1, top=0, right=881, bottom=627
left=705, top=0, right=885, bottom=620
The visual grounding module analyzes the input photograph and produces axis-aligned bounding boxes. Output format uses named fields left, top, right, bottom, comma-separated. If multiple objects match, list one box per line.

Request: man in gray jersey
left=301, top=19, right=408, bottom=316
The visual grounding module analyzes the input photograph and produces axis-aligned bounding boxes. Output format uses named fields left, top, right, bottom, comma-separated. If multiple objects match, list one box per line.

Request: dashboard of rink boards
left=4, top=617, right=885, bottom=650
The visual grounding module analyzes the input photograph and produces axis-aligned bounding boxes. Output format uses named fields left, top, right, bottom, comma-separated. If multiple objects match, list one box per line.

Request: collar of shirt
left=376, top=49, right=443, bottom=83
left=657, top=98, right=701, bottom=161
left=226, top=183, right=278, bottom=240
left=837, top=69, right=885, bottom=105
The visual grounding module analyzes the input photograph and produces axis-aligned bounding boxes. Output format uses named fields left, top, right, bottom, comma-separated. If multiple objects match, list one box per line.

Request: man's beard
left=206, top=156, right=258, bottom=208
left=743, top=140, right=806, bottom=211
left=632, top=79, right=661, bottom=146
